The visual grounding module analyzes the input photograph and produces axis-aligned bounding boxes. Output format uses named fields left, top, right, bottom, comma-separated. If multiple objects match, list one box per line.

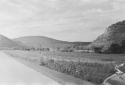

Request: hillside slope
left=91, top=20, right=125, bottom=53
left=14, top=36, right=91, bottom=51
left=14, top=36, right=73, bottom=50
left=0, top=34, right=25, bottom=50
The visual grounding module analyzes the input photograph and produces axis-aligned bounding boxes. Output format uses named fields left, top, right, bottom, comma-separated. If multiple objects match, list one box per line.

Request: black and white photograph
left=0, top=0, right=125, bottom=85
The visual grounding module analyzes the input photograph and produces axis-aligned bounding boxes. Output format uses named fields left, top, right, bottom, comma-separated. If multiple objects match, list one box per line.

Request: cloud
left=0, top=0, right=125, bottom=41
left=112, top=0, right=125, bottom=10
left=81, top=0, right=109, bottom=3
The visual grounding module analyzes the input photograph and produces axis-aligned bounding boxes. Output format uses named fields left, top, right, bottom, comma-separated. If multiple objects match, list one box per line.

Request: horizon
left=0, top=34, right=92, bottom=42
left=0, top=0, right=125, bottom=42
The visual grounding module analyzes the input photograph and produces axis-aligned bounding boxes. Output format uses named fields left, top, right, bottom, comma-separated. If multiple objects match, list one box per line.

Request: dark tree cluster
left=23, top=47, right=50, bottom=51
left=92, top=40, right=125, bottom=54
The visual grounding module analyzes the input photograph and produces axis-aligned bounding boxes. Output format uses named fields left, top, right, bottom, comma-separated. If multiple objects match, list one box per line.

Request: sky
left=0, top=0, right=125, bottom=42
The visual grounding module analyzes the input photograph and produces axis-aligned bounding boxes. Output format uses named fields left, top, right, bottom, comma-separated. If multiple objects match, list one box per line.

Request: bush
left=93, top=46, right=102, bottom=53
left=92, top=40, right=125, bottom=54
left=92, top=43, right=124, bottom=54
left=106, top=43, right=122, bottom=53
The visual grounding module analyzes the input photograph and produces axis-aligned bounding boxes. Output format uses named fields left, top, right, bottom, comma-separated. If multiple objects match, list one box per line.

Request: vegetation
left=23, top=47, right=50, bottom=51
left=92, top=46, right=102, bottom=53
left=40, top=59, right=115, bottom=84
left=92, top=40, right=125, bottom=54
left=6, top=51, right=125, bottom=84
left=106, top=43, right=122, bottom=53
left=91, top=20, right=125, bottom=54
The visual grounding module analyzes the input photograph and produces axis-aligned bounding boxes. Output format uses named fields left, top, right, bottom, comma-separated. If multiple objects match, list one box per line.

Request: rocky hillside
left=91, top=20, right=125, bottom=53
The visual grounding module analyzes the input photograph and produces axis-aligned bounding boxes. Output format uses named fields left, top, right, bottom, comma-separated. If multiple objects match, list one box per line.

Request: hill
left=0, top=34, right=25, bottom=50
left=91, top=20, right=125, bottom=53
left=14, top=36, right=90, bottom=51
left=14, top=36, right=72, bottom=51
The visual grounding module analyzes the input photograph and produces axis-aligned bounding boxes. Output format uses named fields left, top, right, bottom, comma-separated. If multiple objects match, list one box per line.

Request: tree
left=121, top=40, right=125, bottom=53
left=108, top=43, right=122, bottom=53
left=92, top=46, right=102, bottom=53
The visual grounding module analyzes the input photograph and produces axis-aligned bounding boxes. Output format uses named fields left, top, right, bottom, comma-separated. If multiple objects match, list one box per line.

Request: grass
left=5, top=50, right=125, bottom=84
left=38, top=51, right=125, bottom=62
left=40, top=59, right=115, bottom=84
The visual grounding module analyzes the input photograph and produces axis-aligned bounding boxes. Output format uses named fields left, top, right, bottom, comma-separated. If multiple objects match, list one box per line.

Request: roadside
left=103, top=63, right=125, bottom=85
left=103, top=74, right=125, bottom=85
left=0, top=52, right=61, bottom=85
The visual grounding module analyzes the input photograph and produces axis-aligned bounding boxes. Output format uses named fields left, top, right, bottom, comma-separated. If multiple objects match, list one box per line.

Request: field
left=5, top=50, right=125, bottom=84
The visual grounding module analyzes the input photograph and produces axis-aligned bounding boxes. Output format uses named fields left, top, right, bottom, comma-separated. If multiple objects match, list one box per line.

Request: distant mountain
left=14, top=36, right=90, bottom=51
left=0, top=34, right=25, bottom=50
left=91, top=20, right=125, bottom=53
left=14, top=36, right=72, bottom=51
left=0, top=34, right=91, bottom=51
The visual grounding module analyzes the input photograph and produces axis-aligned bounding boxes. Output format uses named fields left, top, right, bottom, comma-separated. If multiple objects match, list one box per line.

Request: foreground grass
left=40, top=59, right=115, bottom=84
left=5, top=50, right=125, bottom=84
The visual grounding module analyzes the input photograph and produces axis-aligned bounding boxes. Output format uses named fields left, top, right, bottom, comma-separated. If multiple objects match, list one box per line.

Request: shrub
left=106, top=43, right=122, bottom=53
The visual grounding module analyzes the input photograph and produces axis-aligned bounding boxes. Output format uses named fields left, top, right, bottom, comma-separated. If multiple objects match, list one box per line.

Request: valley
left=1, top=20, right=125, bottom=85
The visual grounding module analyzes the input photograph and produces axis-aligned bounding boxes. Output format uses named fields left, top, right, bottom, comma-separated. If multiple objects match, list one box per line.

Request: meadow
left=5, top=50, right=125, bottom=84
